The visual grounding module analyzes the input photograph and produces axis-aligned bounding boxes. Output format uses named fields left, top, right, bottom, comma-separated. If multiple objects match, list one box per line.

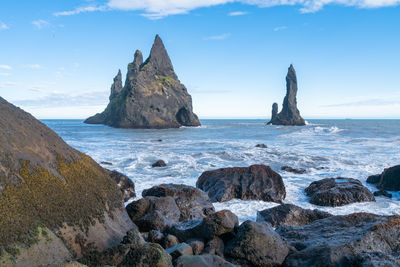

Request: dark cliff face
left=268, top=64, right=305, bottom=126
left=85, top=35, right=200, bottom=129
left=109, top=70, right=123, bottom=100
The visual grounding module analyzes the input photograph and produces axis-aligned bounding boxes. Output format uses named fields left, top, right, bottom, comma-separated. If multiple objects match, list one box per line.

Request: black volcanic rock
left=196, top=164, right=286, bottom=203
left=268, top=65, right=305, bottom=126
left=305, top=177, right=375, bottom=207
left=85, top=35, right=200, bottom=129
left=377, top=165, right=400, bottom=191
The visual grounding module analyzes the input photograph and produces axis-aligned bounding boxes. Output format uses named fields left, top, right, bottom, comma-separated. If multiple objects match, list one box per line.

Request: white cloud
left=24, top=64, right=42, bottom=69
left=0, top=65, right=12, bottom=70
left=54, top=5, right=107, bottom=16
left=228, top=11, right=248, bottom=16
left=274, top=25, right=287, bottom=31
left=0, top=22, right=9, bottom=30
left=52, top=0, right=400, bottom=19
left=32, top=19, right=50, bottom=29
left=204, top=33, right=231, bottom=40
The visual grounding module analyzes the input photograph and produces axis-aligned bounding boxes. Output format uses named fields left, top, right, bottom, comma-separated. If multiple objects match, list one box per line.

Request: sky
left=0, top=0, right=399, bottom=119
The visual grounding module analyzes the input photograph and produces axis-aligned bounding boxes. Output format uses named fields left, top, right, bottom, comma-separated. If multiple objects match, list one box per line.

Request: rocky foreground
left=84, top=35, right=200, bottom=129
left=1, top=96, right=400, bottom=266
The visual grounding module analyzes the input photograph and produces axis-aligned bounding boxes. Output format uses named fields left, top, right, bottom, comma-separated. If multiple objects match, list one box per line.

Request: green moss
left=0, top=154, right=122, bottom=255
left=158, top=76, right=175, bottom=84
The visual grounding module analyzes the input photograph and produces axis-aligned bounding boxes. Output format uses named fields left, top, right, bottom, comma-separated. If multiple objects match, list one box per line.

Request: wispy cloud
left=228, top=11, right=248, bottom=16
left=52, top=0, right=400, bottom=19
left=274, top=25, right=287, bottom=31
left=54, top=5, right=107, bottom=16
left=204, top=33, right=231, bottom=40
left=14, top=91, right=109, bottom=107
left=24, top=64, right=42, bottom=69
left=0, top=65, right=12, bottom=70
left=32, top=19, right=50, bottom=29
left=0, top=22, right=9, bottom=30
left=0, top=81, right=20, bottom=88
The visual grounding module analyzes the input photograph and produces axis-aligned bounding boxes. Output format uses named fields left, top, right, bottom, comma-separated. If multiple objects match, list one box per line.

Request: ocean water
left=43, top=119, right=400, bottom=222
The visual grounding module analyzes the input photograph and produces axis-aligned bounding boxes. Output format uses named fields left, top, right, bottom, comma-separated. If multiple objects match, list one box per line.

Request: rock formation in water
left=268, top=64, right=306, bottom=126
left=85, top=35, right=200, bottom=129
left=0, top=96, right=133, bottom=265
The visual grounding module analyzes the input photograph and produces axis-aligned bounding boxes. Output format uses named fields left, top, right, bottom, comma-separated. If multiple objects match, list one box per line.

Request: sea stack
left=85, top=35, right=200, bottom=129
left=268, top=64, right=305, bottom=126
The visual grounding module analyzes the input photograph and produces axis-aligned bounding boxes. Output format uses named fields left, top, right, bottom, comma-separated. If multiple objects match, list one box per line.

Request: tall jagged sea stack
left=268, top=64, right=306, bottom=126
left=85, top=35, right=200, bottom=129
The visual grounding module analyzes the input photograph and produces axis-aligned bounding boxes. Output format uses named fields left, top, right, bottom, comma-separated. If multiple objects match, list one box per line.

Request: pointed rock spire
left=109, top=69, right=123, bottom=100
left=146, top=34, right=174, bottom=72
left=125, top=50, right=143, bottom=86
left=268, top=65, right=305, bottom=126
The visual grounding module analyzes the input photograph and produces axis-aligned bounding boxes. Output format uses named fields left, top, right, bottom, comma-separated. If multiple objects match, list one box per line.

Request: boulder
left=204, top=236, right=225, bottom=258
left=166, top=243, right=193, bottom=260
left=277, top=213, right=400, bottom=266
left=162, top=234, right=180, bottom=249
left=199, top=210, right=239, bottom=240
left=0, top=97, right=133, bottom=263
left=268, top=64, right=306, bottom=126
left=256, top=204, right=332, bottom=227
left=126, top=196, right=180, bottom=232
left=196, top=164, right=286, bottom=203
left=255, top=144, right=268, bottom=148
left=84, top=35, right=200, bottom=129
left=305, top=177, right=375, bottom=207
left=148, top=230, right=165, bottom=244
left=168, top=219, right=203, bottom=242
left=374, top=190, right=392, bottom=198
left=105, top=169, right=135, bottom=202
left=175, top=255, right=237, bottom=267
left=378, top=165, right=400, bottom=191
left=120, top=242, right=173, bottom=267
left=225, top=220, right=289, bottom=267
left=187, top=239, right=205, bottom=255
left=281, top=166, right=306, bottom=174
left=143, top=183, right=215, bottom=220
left=152, top=160, right=167, bottom=168
left=366, top=174, right=381, bottom=184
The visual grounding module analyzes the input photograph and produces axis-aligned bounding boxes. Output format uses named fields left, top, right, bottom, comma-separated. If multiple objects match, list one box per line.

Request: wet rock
left=268, top=64, right=306, bottom=126
left=278, top=213, right=400, bottom=267
left=255, top=144, right=268, bottom=148
left=175, top=255, right=237, bottom=267
left=166, top=243, right=193, bottom=260
left=168, top=219, right=203, bottom=242
left=142, top=183, right=215, bottom=220
left=100, top=161, right=113, bottom=165
left=85, top=35, right=200, bottom=129
left=374, top=190, right=392, bottom=198
left=196, top=164, right=286, bottom=203
left=204, top=236, right=225, bottom=258
left=366, top=174, right=381, bottom=184
left=120, top=242, right=173, bottom=267
left=281, top=166, right=306, bottom=174
left=352, top=252, right=400, bottom=267
left=257, top=204, right=332, bottom=227
left=305, top=177, right=375, bottom=207
left=225, top=220, right=289, bottom=267
left=378, top=165, right=400, bottom=191
left=105, top=169, right=135, bottom=202
left=187, top=239, right=205, bottom=255
left=162, top=234, right=179, bottom=249
left=199, top=210, right=238, bottom=240
left=126, top=196, right=180, bottom=232
left=148, top=230, right=165, bottom=244
left=152, top=160, right=167, bottom=168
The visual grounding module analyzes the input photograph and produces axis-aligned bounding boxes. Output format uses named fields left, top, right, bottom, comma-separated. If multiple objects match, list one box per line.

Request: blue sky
left=0, top=0, right=399, bottom=119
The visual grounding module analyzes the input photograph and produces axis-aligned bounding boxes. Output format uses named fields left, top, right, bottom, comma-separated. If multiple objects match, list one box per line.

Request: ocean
left=43, top=119, right=400, bottom=222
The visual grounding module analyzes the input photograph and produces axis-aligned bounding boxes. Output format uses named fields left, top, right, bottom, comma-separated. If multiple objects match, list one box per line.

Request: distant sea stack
left=268, top=64, right=306, bottom=126
left=85, top=35, right=200, bottom=129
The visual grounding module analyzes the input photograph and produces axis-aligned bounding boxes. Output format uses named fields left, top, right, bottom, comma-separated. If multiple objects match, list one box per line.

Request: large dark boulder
left=256, top=204, right=332, bottom=227
left=305, top=177, right=375, bottom=207
left=196, top=165, right=286, bottom=203
left=120, top=242, right=173, bottom=267
left=126, top=196, right=180, bottom=232
left=168, top=219, right=203, bottom=242
left=199, top=210, right=239, bottom=240
left=268, top=64, right=305, bottom=126
left=0, top=97, right=134, bottom=263
left=225, top=220, right=289, bottom=267
left=378, top=165, right=400, bottom=191
left=105, top=169, right=135, bottom=202
left=277, top=213, right=400, bottom=267
left=142, top=183, right=215, bottom=220
left=175, top=255, right=237, bottom=267
left=366, top=174, right=381, bottom=184
left=85, top=35, right=200, bottom=129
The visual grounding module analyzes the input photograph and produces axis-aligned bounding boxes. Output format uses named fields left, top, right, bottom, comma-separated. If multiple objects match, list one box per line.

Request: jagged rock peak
left=146, top=34, right=174, bottom=72
left=126, top=50, right=143, bottom=86
left=268, top=64, right=305, bottom=126
left=109, top=69, right=123, bottom=100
